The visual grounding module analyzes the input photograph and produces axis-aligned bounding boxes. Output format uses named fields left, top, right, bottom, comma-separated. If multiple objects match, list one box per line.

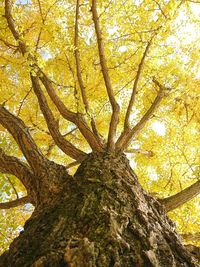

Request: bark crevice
left=0, top=153, right=197, bottom=267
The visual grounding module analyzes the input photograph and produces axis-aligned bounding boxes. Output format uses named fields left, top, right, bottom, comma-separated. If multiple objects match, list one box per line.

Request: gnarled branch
left=92, top=0, right=120, bottom=151
left=160, top=179, right=200, bottom=212
left=31, top=75, right=86, bottom=161
left=0, top=148, right=35, bottom=190
left=0, top=105, right=48, bottom=175
left=0, top=196, right=30, bottom=209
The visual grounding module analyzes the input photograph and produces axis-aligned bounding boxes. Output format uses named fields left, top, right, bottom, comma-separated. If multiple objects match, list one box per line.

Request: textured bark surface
left=0, top=153, right=197, bottom=267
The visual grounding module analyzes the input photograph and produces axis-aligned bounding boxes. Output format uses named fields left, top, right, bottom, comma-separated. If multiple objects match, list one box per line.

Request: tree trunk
left=0, top=153, right=197, bottom=267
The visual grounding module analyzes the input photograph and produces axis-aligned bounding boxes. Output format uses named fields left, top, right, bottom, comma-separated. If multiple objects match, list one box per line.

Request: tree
left=0, top=0, right=199, bottom=266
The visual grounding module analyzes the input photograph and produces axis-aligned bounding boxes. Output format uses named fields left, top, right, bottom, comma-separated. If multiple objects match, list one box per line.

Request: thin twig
left=6, top=175, right=19, bottom=199
left=125, top=148, right=154, bottom=157
left=17, top=89, right=32, bottom=116
left=37, top=0, right=45, bottom=23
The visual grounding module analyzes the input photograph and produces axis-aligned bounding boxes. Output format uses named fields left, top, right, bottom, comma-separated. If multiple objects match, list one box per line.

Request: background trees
left=0, top=0, right=199, bottom=257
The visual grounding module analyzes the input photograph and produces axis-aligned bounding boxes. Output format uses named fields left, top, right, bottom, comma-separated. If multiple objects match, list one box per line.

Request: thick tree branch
left=0, top=196, right=30, bottom=209
left=74, top=1, right=102, bottom=144
left=5, top=0, right=27, bottom=54
left=160, top=179, right=200, bottom=212
left=4, top=0, right=102, bottom=153
left=0, top=148, right=34, bottom=190
left=91, top=117, right=104, bottom=145
left=92, top=0, right=120, bottom=151
left=74, top=0, right=89, bottom=113
left=124, top=40, right=152, bottom=129
left=40, top=74, right=103, bottom=152
left=116, top=79, right=168, bottom=152
left=31, top=75, right=86, bottom=161
left=0, top=105, right=48, bottom=174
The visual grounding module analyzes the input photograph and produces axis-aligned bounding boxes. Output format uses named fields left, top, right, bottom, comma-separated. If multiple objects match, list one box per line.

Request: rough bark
left=0, top=148, right=35, bottom=190
left=0, top=153, right=197, bottom=267
left=0, top=105, right=48, bottom=175
left=160, top=180, right=200, bottom=212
